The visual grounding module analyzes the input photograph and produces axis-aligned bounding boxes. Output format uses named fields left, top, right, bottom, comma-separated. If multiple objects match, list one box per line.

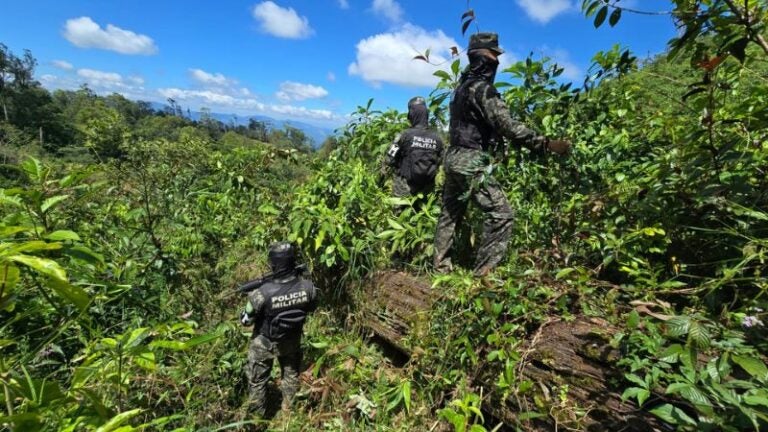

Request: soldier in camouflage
left=240, top=242, right=318, bottom=417
left=382, top=96, right=444, bottom=211
left=433, top=32, right=571, bottom=276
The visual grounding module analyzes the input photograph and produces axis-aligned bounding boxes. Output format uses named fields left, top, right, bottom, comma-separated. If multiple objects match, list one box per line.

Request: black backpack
left=403, top=131, right=442, bottom=186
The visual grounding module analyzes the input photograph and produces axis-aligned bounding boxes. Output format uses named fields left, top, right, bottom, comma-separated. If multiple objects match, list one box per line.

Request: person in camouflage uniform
left=240, top=242, right=318, bottom=416
left=433, top=32, right=570, bottom=276
left=382, top=96, right=444, bottom=211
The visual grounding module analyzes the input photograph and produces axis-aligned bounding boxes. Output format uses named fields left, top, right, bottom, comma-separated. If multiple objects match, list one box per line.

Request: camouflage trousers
left=433, top=146, right=513, bottom=274
left=246, top=334, right=302, bottom=415
left=392, top=174, right=434, bottom=213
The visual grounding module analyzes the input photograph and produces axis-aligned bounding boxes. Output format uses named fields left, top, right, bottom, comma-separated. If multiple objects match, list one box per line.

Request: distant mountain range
left=149, top=103, right=335, bottom=147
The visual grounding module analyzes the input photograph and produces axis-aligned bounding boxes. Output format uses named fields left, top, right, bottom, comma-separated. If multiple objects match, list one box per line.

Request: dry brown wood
left=356, top=271, right=672, bottom=432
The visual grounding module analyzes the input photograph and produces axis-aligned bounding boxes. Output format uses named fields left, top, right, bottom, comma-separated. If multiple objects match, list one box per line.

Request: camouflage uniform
left=242, top=274, right=317, bottom=416
left=434, top=33, right=546, bottom=275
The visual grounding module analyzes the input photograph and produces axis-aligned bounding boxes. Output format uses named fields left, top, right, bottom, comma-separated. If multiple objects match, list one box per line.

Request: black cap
left=468, top=32, right=504, bottom=54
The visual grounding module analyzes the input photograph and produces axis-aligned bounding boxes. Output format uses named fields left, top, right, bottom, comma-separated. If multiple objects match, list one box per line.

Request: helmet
left=468, top=32, right=504, bottom=55
left=408, top=96, right=426, bottom=110
left=268, top=242, right=296, bottom=274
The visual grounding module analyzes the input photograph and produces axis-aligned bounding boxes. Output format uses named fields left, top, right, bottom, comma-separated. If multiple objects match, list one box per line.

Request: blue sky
left=0, top=0, right=676, bottom=128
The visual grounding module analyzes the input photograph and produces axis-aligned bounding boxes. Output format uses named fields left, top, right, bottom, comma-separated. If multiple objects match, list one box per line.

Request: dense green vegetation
left=2, top=1, right=768, bottom=431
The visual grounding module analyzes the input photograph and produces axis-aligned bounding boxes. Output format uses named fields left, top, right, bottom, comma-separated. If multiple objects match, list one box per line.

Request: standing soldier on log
left=433, top=32, right=571, bottom=277
left=239, top=242, right=318, bottom=417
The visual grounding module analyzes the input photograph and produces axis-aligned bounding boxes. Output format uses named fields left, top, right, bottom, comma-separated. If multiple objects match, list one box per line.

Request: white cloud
left=52, top=60, right=73, bottom=70
left=539, top=47, right=582, bottom=80
left=158, top=88, right=261, bottom=108
left=337, top=0, right=349, bottom=9
left=77, top=68, right=124, bottom=84
left=270, top=104, right=335, bottom=120
left=40, top=67, right=147, bottom=101
left=252, top=1, right=313, bottom=39
left=515, top=0, right=573, bottom=24
left=157, top=86, right=338, bottom=121
left=40, top=74, right=59, bottom=84
left=276, top=81, right=328, bottom=101
left=372, top=0, right=403, bottom=23
left=189, top=68, right=236, bottom=86
left=74, top=68, right=147, bottom=94
left=63, top=16, right=158, bottom=55
left=348, top=24, right=459, bottom=88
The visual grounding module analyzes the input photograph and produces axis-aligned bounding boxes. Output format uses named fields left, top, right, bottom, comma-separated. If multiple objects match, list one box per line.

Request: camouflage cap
left=468, top=32, right=504, bottom=55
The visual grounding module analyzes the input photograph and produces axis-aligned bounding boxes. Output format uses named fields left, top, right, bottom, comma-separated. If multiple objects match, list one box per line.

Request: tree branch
left=722, top=0, right=768, bottom=55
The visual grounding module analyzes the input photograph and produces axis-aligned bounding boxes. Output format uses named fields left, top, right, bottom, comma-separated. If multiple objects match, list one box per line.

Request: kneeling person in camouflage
left=240, top=242, right=318, bottom=416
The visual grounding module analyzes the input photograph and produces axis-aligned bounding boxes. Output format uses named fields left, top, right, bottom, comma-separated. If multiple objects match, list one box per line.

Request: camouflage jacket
left=449, top=77, right=544, bottom=153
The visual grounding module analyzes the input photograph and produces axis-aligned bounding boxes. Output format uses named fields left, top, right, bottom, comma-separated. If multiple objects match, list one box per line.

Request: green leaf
left=257, top=203, right=280, bottom=215
left=555, top=267, right=575, bottom=280
left=0, top=194, right=23, bottom=208
left=732, top=356, right=768, bottom=382
left=658, top=344, right=684, bottom=363
left=743, top=390, right=768, bottom=408
left=41, top=195, right=69, bottom=213
left=0, top=264, right=20, bottom=293
left=687, top=320, right=711, bottom=349
left=584, top=0, right=600, bottom=16
left=0, top=226, right=32, bottom=237
left=622, top=387, right=650, bottom=406
left=133, top=347, right=156, bottom=370
left=63, top=245, right=105, bottom=266
left=148, top=340, right=186, bottom=351
left=46, top=278, right=90, bottom=311
left=593, top=6, right=608, bottom=28
left=649, top=404, right=697, bottom=426
left=625, top=373, right=647, bottom=388
left=20, top=157, right=43, bottom=181
left=608, top=7, right=621, bottom=26
left=184, top=331, right=223, bottom=348
left=8, top=254, right=66, bottom=281
left=5, top=241, right=62, bottom=255
left=666, top=316, right=690, bottom=338
left=314, top=229, right=326, bottom=251
left=402, top=381, right=411, bottom=413
left=433, top=70, right=452, bottom=81
left=667, top=383, right=710, bottom=406
left=387, top=218, right=404, bottom=230
left=376, top=230, right=398, bottom=239
left=45, top=230, right=81, bottom=241
left=95, top=408, right=144, bottom=432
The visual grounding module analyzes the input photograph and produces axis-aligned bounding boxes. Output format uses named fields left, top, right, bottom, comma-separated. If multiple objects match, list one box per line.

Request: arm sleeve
left=476, top=84, right=546, bottom=152
left=307, top=281, right=319, bottom=312
left=241, top=290, right=265, bottom=326
left=384, top=133, right=403, bottom=168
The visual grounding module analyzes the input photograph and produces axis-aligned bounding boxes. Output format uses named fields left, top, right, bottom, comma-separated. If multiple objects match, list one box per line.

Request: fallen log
left=356, top=271, right=671, bottom=432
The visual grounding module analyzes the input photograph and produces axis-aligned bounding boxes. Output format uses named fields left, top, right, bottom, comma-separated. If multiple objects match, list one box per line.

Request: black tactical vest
left=449, top=79, right=496, bottom=152
left=258, top=277, right=313, bottom=340
left=398, top=127, right=442, bottom=185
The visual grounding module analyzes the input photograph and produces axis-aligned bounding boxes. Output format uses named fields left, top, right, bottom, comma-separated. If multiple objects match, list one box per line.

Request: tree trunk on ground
left=357, top=271, right=671, bottom=432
